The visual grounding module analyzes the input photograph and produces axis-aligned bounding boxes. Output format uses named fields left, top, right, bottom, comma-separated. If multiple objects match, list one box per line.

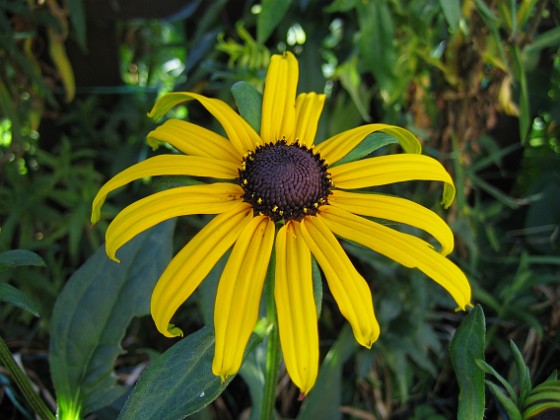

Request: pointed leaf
left=450, top=305, right=486, bottom=420
left=49, top=220, right=175, bottom=417
left=232, top=81, right=262, bottom=133
left=0, top=249, right=45, bottom=271
left=119, top=324, right=267, bottom=419
left=0, top=282, right=40, bottom=317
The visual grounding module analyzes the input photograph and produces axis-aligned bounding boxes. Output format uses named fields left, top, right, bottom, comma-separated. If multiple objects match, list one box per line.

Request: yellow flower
left=91, top=52, right=471, bottom=395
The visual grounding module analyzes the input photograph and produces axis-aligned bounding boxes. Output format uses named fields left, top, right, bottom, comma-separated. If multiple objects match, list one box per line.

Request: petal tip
left=167, top=323, right=184, bottom=337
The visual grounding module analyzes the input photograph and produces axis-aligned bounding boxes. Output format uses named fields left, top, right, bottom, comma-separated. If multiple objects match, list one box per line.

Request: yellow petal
left=319, top=206, right=472, bottom=310
left=212, top=216, right=275, bottom=381
left=91, top=155, right=239, bottom=224
left=294, top=93, right=326, bottom=148
left=330, top=190, right=454, bottom=256
left=147, top=119, right=240, bottom=162
left=275, top=222, right=319, bottom=395
left=329, top=154, right=456, bottom=208
left=260, top=52, right=298, bottom=144
left=106, top=183, right=244, bottom=261
left=148, top=92, right=262, bottom=155
left=315, top=124, right=422, bottom=165
left=297, top=216, right=380, bottom=348
left=151, top=203, right=253, bottom=338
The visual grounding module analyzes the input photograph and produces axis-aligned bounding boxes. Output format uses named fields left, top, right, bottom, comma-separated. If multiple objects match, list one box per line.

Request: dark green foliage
left=1, top=0, right=560, bottom=418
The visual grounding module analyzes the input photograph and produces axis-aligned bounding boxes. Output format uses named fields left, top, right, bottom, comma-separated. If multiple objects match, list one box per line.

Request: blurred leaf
left=232, top=81, right=262, bottom=133
left=257, top=0, right=293, bottom=44
left=47, top=28, right=75, bottom=103
left=49, top=220, right=175, bottom=417
left=439, top=0, right=462, bottom=33
left=0, top=282, right=40, bottom=317
left=298, top=324, right=360, bottom=419
left=511, top=45, right=530, bottom=141
left=335, top=55, right=371, bottom=121
left=485, top=381, right=523, bottom=420
left=356, top=0, right=397, bottom=98
left=524, top=26, right=560, bottom=54
left=510, top=341, right=532, bottom=402
left=0, top=250, right=46, bottom=271
left=450, top=305, right=486, bottom=420
left=68, top=0, right=87, bottom=51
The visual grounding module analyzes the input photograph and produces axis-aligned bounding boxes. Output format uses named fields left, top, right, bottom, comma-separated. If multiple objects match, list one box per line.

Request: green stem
left=0, top=335, right=56, bottom=420
left=261, top=252, right=280, bottom=420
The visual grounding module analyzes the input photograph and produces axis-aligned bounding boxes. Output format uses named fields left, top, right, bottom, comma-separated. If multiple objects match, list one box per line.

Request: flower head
left=91, top=52, right=471, bottom=395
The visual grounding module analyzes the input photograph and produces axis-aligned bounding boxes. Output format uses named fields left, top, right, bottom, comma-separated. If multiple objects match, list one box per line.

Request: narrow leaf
left=49, top=220, right=175, bottom=417
left=450, top=305, right=486, bottom=420
left=0, top=282, right=40, bottom=316
left=0, top=250, right=45, bottom=271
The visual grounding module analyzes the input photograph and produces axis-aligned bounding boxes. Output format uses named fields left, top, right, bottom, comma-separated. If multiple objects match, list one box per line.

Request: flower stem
left=0, top=335, right=56, bottom=420
left=261, top=252, right=280, bottom=420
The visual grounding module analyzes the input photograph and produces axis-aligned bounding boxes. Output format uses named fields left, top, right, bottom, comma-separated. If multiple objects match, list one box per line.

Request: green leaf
left=118, top=327, right=227, bottom=419
left=257, top=0, right=293, bottom=44
left=49, top=220, right=175, bottom=417
left=510, top=340, right=532, bottom=403
left=485, top=381, right=523, bottom=420
left=439, top=0, right=462, bottom=33
left=119, top=325, right=267, bottom=419
left=0, top=282, right=40, bottom=317
left=356, top=0, right=397, bottom=97
left=0, top=249, right=46, bottom=271
left=450, top=305, right=486, bottom=420
left=331, top=132, right=399, bottom=166
left=298, top=324, right=360, bottom=419
left=232, top=81, right=262, bottom=134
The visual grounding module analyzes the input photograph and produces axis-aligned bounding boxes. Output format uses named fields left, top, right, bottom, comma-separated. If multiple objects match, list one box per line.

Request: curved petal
left=147, top=119, right=240, bottom=162
left=275, top=222, right=318, bottom=395
left=294, top=92, right=326, bottom=148
left=148, top=92, right=262, bottom=155
left=106, top=183, right=244, bottom=261
left=91, top=155, right=239, bottom=224
left=329, top=154, right=456, bottom=208
left=315, top=124, right=422, bottom=165
left=319, top=206, right=471, bottom=310
left=330, top=190, right=454, bottom=256
left=260, top=52, right=298, bottom=144
left=151, top=203, right=253, bottom=338
left=297, top=216, right=380, bottom=348
left=212, top=216, right=275, bottom=381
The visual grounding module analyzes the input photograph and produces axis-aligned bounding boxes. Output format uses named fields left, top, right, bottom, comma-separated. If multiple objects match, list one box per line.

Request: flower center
left=239, top=140, right=332, bottom=222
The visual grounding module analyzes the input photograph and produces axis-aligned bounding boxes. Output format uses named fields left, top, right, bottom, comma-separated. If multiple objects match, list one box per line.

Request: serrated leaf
left=119, top=325, right=266, bottom=420
left=232, top=81, right=262, bottom=133
left=0, top=249, right=46, bottom=271
left=0, top=282, right=41, bottom=316
left=49, top=220, right=175, bottom=417
left=450, top=305, right=486, bottom=420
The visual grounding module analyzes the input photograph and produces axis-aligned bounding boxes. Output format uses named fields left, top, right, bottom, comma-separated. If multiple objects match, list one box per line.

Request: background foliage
left=1, top=0, right=559, bottom=418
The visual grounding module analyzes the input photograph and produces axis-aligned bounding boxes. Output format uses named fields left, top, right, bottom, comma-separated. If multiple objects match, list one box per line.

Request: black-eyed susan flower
left=91, top=52, right=471, bottom=395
